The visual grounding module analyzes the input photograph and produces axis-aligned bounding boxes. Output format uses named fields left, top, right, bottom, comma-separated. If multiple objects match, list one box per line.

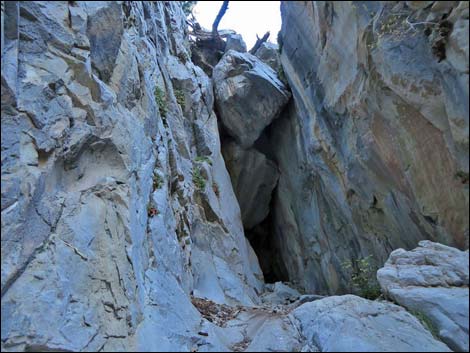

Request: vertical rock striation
left=1, top=1, right=468, bottom=351
left=273, top=0, right=469, bottom=294
left=1, top=2, right=263, bottom=351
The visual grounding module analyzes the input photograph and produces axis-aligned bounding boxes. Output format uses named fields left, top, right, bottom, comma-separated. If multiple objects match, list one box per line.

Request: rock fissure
left=1, top=1, right=468, bottom=352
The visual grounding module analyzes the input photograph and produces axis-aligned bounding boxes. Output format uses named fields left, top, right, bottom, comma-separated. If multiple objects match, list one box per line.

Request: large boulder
left=292, top=295, right=451, bottom=352
left=225, top=33, right=247, bottom=53
left=254, top=42, right=281, bottom=72
left=222, top=140, right=279, bottom=229
left=377, top=241, right=469, bottom=352
left=213, top=50, right=290, bottom=148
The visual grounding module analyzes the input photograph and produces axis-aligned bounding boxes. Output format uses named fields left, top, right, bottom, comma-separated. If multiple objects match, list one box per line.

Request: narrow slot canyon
left=219, top=122, right=290, bottom=285
left=244, top=200, right=289, bottom=284
left=1, top=1, right=468, bottom=352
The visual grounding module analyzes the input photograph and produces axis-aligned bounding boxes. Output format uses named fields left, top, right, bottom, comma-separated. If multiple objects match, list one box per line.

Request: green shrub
left=153, top=173, right=164, bottom=189
left=195, top=155, right=212, bottom=166
left=154, top=86, right=167, bottom=117
left=175, top=89, right=186, bottom=110
left=341, top=255, right=381, bottom=300
left=192, top=167, right=206, bottom=189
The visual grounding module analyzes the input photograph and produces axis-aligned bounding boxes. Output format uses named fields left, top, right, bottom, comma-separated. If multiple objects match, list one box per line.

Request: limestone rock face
left=222, top=140, right=279, bottom=230
left=272, top=0, right=469, bottom=295
left=1, top=2, right=263, bottom=351
left=292, top=295, right=451, bottom=352
left=378, top=241, right=469, bottom=352
left=213, top=50, right=290, bottom=148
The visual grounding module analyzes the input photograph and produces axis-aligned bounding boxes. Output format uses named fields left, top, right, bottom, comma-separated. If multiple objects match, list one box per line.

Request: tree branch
left=249, top=31, right=270, bottom=54
left=212, top=1, right=229, bottom=37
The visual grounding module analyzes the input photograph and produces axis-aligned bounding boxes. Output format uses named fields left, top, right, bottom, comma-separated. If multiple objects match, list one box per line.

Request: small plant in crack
left=153, top=173, right=164, bottom=190
left=174, top=89, right=186, bottom=110
left=195, top=155, right=213, bottom=166
left=410, top=310, right=439, bottom=339
left=192, top=167, right=206, bottom=190
left=154, top=86, right=168, bottom=117
left=277, top=65, right=287, bottom=85
left=341, top=255, right=381, bottom=300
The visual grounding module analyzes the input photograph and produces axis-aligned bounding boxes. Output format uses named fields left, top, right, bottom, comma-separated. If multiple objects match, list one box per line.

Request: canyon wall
left=1, top=2, right=263, bottom=350
left=270, top=0, right=469, bottom=294
left=1, top=1, right=468, bottom=351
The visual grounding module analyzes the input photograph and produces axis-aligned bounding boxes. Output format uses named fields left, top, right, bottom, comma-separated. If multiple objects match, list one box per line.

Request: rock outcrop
left=213, top=50, right=290, bottom=148
left=269, top=0, right=469, bottom=295
left=378, top=241, right=469, bottom=352
left=1, top=1, right=468, bottom=352
left=292, top=295, right=451, bottom=352
left=225, top=33, right=247, bottom=53
left=255, top=42, right=281, bottom=72
left=190, top=292, right=450, bottom=352
left=1, top=2, right=263, bottom=351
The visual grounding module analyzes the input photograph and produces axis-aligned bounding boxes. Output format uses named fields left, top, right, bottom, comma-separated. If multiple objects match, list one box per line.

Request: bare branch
left=249, top=31, right=270, bottom=54
left=212, top=1, right=229, bottom=37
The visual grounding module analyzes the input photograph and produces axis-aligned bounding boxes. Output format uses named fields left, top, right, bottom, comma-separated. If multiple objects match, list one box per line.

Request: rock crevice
left=1, top=1, right=468, bottom=352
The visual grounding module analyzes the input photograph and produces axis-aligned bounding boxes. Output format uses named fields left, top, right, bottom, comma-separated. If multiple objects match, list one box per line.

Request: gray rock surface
left=269, top=0, right=469, bottom=295
left=292, top=295, right=451, bottom=352
left=1, top=1, right=468, bottom=352
left=222, top=140, right=279, bottom=230
left=378, top=241, right=469, bottom=352
left=1, top=2, right=263, bottom=351
left=260, top=281, right=302, bottom=305
left=225, top=33, right=247, bottom=53
left=255, top=42, right=281, bottom=72
left=188, top=291, right=450, bottom=352
left=213, top=50, right=290, bottom=148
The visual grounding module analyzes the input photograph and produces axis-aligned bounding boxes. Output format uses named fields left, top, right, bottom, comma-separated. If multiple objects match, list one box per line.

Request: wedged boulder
left=292, top=295, right=451, bottom=352
left=377, top=241, right=469, bottom=352
left=225, top=33, right=247, bottom=53
left=222, top=140, right=279, bottom=229
left=254, top=42, right=281, bottom=71
left=213, top=50, right=290, bottom=148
